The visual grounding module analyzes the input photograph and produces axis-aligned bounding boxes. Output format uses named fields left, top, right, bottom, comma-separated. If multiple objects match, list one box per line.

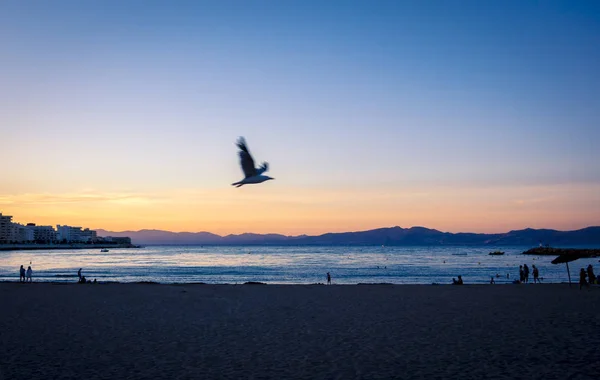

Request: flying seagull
left=232, top=137, right=274, bottom=188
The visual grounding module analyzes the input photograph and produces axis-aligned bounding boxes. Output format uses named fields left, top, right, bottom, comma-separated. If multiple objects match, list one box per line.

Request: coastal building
left=57, top=225, right=79, bottom=242
left=27, top=224, right=57, bottom=243
left=80, top=228, right=97, bottom=242
left=1, top=211, right=124, bottom=245
left=21, top=225, right=35, bottom=242
left=56, top=225, right=98, bottom=243
left=1, top=217, right=59, bottom=243
left=0, top=215, right=39, bottom=243
left=9, top=223, right=20, bottom=242
left=11, top=223, right=35, bottom=243
left=0, top=213, right=15, bottom=243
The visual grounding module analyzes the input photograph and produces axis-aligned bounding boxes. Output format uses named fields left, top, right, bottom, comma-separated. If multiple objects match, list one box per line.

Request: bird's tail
left=231, top=181, right=244, bottom=187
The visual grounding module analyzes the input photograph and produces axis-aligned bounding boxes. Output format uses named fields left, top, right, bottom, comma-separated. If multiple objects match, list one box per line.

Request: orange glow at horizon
left=1, top=183, right=599, bottom=235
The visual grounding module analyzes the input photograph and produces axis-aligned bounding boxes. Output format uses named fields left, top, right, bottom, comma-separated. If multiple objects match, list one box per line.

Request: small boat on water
left=100, top=249, right=109, bottom=253
left=489, top=251, right=505, bottom=256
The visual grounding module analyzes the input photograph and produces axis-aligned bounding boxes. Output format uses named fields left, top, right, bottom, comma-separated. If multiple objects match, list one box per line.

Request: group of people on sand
left=518, top=263, right=596, bottom=289
left=519, top=264, right=540, bottom=284
left=17, top=266, right=97, bottom=284
left=452, top=275, right=463, bottom=285
left=579, top=265, right=596, bottom=290
left=19, top=265, right=33, bottom=283
left=78, top=268, right=96, bottom=284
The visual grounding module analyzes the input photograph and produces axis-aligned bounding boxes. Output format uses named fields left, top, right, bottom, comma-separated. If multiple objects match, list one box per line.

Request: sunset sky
left=1, top=1, right=599, bottom=235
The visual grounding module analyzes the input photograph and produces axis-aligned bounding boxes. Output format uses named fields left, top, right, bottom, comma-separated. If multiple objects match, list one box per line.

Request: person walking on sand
left=587, top=265, right=596, bottom=285
left=519, top=265, right=524, bottom=283
left=532, top=265, right=540, bottom=283
left=579, top=268, right=589, bottom=290
left=523, top=264, right=530, bottom=283
left=26, top=266, right=33, bottom=283
left=327, top=272, right=331, bottom=285
left=19, top=265, right=25, bottom=283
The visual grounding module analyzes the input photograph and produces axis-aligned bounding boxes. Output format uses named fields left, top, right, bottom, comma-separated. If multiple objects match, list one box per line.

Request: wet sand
left=1, top=283, right=599, bottom=379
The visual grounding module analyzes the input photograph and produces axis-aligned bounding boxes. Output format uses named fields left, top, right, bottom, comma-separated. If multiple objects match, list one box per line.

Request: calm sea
left=0, top=245, right=597, bottom=284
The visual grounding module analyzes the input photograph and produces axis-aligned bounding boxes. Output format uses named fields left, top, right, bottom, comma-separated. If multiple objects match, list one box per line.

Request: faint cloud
left=512, top=196, right=555, bottom=206
left=0, top=191, right=167, bottom=205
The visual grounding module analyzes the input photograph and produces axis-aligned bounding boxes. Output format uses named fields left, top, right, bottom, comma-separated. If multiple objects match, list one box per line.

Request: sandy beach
left=1, top=283, right=598, bottom=380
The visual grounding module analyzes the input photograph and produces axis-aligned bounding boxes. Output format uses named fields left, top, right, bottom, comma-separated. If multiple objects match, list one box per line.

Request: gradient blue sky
left=1, top=1, right=599, bottom=233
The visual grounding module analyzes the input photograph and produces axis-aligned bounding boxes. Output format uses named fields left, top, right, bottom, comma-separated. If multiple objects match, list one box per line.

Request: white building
left=56, top=225, right=97, bottom=242
left=80, top=228, right=97, bottom=242
left=26, top=224, right=57, bottom=242
left=0, top=215, right=40, bottom=243
left=57, top=225, right=76, bottom=242
left=1, top=214, right=99, bottom=244
left=21, top=225, right=35, bottom=242
left=10, top=223, right=35, bottom=243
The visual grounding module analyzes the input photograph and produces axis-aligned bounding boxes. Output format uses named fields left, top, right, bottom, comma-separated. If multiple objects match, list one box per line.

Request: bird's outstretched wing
left=236, top=137, right=256, bottom=178
left=256, top=162, right=269, bottom=176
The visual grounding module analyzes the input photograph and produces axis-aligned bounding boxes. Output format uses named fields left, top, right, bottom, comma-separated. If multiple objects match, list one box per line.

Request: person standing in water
left=327, top=272, right=331, bottom=285
left=26, top=266, right=33, bottom=283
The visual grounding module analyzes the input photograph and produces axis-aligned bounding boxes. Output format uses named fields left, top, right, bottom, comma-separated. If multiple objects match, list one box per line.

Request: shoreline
left=0, top=243, right=140, bottom=251
left=0, top=280, right=577, bottom=286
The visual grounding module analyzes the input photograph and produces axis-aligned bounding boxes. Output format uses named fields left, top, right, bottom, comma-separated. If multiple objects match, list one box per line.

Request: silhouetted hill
left=96, top=226, right=600, bottom=246
left=95, top=229, right=222, bottom=245
left=222, top=233, right=289, bottom=244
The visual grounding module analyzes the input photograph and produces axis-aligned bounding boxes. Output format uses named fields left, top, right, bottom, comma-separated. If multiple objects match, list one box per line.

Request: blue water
left=1, top=245, right=598, bottom=284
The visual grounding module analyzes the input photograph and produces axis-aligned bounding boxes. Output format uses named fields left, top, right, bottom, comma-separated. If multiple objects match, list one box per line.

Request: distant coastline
left=95, top=226, right=600, bottom=246
left=0, top=243, right=141, bottom=251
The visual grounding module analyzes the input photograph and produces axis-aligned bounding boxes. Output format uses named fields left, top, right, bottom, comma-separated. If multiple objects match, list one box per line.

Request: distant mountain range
left=95, top=226, right=600, bottom=246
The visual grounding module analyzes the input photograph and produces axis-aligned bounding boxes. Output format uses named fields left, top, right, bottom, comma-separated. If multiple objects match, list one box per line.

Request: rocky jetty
left=522, top=247, right=600, bottom=257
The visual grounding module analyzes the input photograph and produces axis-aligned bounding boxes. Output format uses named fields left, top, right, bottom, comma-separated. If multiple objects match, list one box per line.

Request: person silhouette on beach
left=523, top=264, right=530, bottom=283
left=587, top=265, right=596, bottom=285
left=532, top=265, right=540, bottom=283
left=490, top=276, right=495, bottom=284
left=327, top=272, right=331, bottom=285
left=579, top=268, right=589, bottom=290
left=78, top=268, right=82, bottom=282
left=452, top=276, right=463, bottom=285
left=19, top=265, right=25, bottom=283
left=26, top=266, right=32, bottom=283
left=519, top=265, right=524, bottom=283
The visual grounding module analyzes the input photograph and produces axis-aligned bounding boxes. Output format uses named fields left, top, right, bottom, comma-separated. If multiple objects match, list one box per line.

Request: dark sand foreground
left=1, top=283, right=599, bottom=379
